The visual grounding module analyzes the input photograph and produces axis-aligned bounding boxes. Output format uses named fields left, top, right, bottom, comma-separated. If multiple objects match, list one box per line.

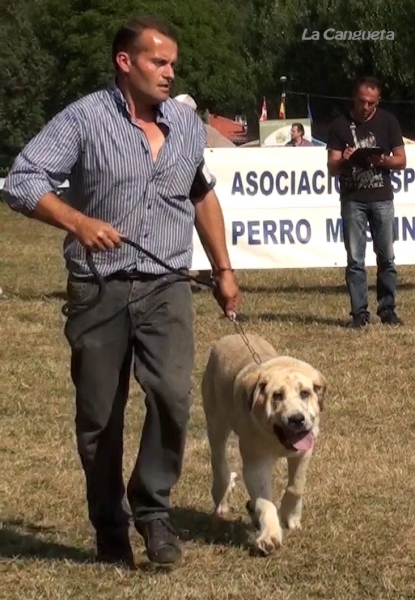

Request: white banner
left=2, top=145, right=415, bottom=270
left=191, top=146, right=415, bottom=269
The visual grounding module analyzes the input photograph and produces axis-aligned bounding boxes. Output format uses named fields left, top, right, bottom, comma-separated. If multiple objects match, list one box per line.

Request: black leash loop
left=61, top=236, right=215, bottom=319
left=61, top=236, right=263, bottom=366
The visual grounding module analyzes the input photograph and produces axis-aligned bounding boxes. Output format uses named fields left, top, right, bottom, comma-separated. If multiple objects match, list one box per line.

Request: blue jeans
left=340, top=200, right=397, bottom=317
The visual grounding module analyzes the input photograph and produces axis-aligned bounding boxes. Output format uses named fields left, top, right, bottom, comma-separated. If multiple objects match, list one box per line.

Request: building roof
left=208, top=115, right=249, bottom=145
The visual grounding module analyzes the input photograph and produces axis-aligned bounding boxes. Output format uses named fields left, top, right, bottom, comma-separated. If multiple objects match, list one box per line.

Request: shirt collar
left=108, top=80, right=170, bottom=125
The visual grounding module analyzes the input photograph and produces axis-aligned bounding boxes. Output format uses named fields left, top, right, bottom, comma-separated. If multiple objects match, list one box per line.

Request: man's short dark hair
left=353, top=76, right=382, bottom=95
left=112, top=15, right=178, bottom=68
left=292, top=123, right=305, bottom=135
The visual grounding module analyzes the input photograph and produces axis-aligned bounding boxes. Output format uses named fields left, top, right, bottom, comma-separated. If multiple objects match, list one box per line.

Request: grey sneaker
left=136, top=518, right=182, bottom=564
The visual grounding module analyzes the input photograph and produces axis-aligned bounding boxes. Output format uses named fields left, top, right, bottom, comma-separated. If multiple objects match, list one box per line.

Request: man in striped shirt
left=3, top=15, right=241, bottom=568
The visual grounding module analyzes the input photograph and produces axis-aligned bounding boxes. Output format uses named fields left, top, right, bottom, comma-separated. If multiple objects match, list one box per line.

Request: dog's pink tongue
left=292, top=431, right=315, bottom=452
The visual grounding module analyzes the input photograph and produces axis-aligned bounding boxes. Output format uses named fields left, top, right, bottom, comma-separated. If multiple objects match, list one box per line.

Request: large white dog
left=201, top=333, right=327, bottom=555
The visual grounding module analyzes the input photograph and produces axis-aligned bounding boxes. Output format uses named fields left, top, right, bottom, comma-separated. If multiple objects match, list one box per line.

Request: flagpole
left=260, top=97, right=267, bottom=121
left=278, top=75, right=287, bottom=119
left=280, top=76, right=287, bottom=119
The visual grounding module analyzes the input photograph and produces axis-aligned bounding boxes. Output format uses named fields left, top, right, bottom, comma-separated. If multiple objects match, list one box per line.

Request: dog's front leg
left=240, top=443, right=282, bottom=555
left=280, top=451, right=312, bottom=530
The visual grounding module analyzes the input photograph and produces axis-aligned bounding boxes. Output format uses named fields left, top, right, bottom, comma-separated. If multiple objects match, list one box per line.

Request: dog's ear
left=312, top=371, right=328, bottom=411
left=242, top=370, right=267, bottom=411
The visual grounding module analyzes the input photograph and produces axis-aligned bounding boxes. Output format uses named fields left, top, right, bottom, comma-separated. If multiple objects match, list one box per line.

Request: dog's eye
left=300, top=390, right=311, bottom=400
left=273, top=391, right=284, bottom=402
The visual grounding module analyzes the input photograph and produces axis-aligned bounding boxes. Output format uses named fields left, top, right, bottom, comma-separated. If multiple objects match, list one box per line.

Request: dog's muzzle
left=274, top=416, right=315, bottom=453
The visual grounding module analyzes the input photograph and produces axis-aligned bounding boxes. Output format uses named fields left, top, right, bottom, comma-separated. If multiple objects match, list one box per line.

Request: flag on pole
left=307, top=95, right=313, bottom=122
left=260, top=97, right=267, bottom=121
left=278, top=93, right=286, bottom=119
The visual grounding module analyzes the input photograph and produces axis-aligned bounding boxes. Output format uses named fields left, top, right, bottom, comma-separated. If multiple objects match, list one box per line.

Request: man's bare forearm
left=30, top=192, right=85, bottom=235
left=193, top=190, right=232, bottom=271
left=327, top=159, right=347, bottom=176
left=384, top=155, right=406, bottom=169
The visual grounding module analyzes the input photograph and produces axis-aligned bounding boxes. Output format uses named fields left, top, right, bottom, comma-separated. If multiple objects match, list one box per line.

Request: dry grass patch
left=2, top=203, right=415, bottom=599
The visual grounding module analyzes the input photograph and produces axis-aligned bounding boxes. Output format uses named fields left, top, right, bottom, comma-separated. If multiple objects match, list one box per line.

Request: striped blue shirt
left=3, top=83, right=211, bottom=277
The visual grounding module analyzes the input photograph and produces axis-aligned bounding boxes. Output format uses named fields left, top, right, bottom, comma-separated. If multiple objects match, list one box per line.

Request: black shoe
left=347, top=312, right=370, bottom=329
left=378, top=309, right=403, bottom=326
left=96, top=527, right=135, bottom=569
left=136, top=518, right=182, bottom=564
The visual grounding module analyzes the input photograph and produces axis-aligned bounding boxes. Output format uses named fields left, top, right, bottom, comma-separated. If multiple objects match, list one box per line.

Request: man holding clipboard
left=327, top=76, right=406, bottom=328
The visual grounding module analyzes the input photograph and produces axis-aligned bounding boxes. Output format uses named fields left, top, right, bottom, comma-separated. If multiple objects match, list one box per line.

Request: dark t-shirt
left=327, top=108, right=404, bottom=202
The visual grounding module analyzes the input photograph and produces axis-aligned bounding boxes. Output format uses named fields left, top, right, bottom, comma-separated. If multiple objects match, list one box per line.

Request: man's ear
left=313, top=371, right=328, bottom=411
left=242, top=370, right=267, bottom=411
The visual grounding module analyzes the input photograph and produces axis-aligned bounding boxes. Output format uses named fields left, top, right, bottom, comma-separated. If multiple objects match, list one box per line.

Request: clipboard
left=349, top=147, right=383, bottom=167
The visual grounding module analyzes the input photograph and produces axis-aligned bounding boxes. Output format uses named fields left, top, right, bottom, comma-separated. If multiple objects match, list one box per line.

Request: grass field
left=2, top=201, right=415, bottom=599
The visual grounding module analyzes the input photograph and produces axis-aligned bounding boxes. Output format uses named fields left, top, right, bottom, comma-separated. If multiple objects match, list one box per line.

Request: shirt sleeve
left=3, top=107, right=82, bottom=214
left=195, top=114, right=207, bottom=163
left=195, top=114, right=216, bottom=190
left=326, top=120, right=344, bottom=152
left=387, top=112, right=404, bottom=151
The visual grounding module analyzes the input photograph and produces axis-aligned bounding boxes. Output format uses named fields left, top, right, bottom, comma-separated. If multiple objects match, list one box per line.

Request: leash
left=61, top=236, right=216, bottom=318
left=228, top=313, right=262, bottom=365
left=62, top=236, right=263, bottom=365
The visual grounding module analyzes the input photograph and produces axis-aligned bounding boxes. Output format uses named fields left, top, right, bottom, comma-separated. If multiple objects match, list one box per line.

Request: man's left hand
left=213, top=270, right=241, bottom=318
left=368, top=153, right=387, bottom=168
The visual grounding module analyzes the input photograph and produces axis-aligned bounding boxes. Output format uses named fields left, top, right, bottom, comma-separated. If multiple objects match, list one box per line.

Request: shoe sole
left=95, top=557, right=136, bottom=570
left=138, top=560, right=179, bottom=572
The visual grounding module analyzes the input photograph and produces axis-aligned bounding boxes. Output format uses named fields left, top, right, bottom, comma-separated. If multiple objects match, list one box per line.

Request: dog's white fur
left=201, top=333, right=327, bottom=555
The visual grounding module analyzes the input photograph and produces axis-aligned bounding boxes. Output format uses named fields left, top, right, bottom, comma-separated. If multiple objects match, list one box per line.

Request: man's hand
left=343, top=146, right=356, bottom=160
left=367, top=153, right=387, bottom=168
left=73, top=215, right=123, bottom=251
left=213, top=270, right=241, bottom=318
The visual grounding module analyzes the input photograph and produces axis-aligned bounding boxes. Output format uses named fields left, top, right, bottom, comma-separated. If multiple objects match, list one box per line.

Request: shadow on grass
left=5, top=290, right=351, bottom=328
left=0, top=518, right=93, bottom=563
left=240, top=282, right=415, bottom=295
left=170, top=506, right=250, bottom=549
left=5, top=279, right=415, bottom=303
left=221, top=312, right=348, bottom=328
left=1, top=512, right=254, bottom=566
left=256, top=312, right=348, bottom=327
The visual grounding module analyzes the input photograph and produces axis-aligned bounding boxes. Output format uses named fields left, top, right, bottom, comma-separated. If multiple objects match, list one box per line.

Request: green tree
left=242, top=0, right=415, bottom=131
left=0, top=0, right=53, bottom=168
left=33, top=0, right=256, bottom=119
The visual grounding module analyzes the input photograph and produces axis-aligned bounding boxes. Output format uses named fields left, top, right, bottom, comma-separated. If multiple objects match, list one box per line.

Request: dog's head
left=242, top=364, right=327, bottom=453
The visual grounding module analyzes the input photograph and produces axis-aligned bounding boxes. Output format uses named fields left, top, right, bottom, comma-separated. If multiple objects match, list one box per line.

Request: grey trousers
left=63, top=273, right=194, bottom=531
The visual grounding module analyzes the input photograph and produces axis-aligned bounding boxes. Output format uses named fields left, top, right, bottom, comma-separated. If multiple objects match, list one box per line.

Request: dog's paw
left=213, top=472, right=238, bottom=517
left=255, top=525, right=283, bottom=555
left=214, top=503, right=230, bottom=518
left=283, top=514, right=302, bottom=530
left=280, top=495, right=302, bottom=530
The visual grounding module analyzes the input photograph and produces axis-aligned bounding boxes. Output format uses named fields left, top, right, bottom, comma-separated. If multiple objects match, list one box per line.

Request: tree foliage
left=2, top=0, right=415, bottom=166
left=0, top=0, right=52, bottom=166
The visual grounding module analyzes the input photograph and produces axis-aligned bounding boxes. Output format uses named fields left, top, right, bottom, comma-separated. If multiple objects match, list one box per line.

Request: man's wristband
left=212, top=267, right=234, bottom=276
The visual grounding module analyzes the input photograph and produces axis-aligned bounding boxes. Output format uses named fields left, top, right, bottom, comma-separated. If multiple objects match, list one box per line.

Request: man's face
left=116, top=29, right=178, bottom=104
left=353, top=85, right=380, bottom=121
left=291, top=126, right=301, bottom=142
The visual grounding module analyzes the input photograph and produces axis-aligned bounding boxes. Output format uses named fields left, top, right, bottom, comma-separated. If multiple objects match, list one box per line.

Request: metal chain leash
left=228, top=312, right=262, bottom=365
